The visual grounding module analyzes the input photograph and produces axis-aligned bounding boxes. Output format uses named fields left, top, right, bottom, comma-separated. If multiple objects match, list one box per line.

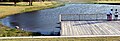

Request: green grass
left=0, top=24, right=33, bottom=37
left=1, top=37, right=120, bottom=41
left=0, top=1, right=65, bottom=19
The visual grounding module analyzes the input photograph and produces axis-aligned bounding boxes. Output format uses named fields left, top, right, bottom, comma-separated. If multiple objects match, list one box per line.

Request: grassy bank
left=1, top=37, right=120, bottom=41
left=0, top=1, right=65, bottom=19
left=0, top=24, right=33, bottom=37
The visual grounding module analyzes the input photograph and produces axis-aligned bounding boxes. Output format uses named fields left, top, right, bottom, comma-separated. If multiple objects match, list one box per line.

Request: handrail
left=60, top=14, right=108, bottom=21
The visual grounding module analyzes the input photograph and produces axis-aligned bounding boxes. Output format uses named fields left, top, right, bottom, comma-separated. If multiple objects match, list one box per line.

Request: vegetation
left=1, top=37, right=120, bottom=41
left=0, top=24, right=32, bottom=37
left=0, top=0, right=53, bottom=6
left=0, top=1, right=64, bottom=19
left=0, top=23, right=44, bottom=37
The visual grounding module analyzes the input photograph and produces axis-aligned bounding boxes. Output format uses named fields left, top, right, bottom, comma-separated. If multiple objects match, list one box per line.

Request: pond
left=1, top=11, right=61, bottom=35
left=1, top=4, right=120, bottom=35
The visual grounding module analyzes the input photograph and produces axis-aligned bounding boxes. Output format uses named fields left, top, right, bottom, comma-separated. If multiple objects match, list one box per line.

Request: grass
left=1, top=37, right=120, bottom=41
left=0, top=1, right=65, bottom=19
left=0, top=24, right=33, bottom=37
left=0, top=23, right=43, bottom=37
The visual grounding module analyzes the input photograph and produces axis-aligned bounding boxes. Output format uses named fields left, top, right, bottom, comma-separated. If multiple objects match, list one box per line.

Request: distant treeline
left=0, top=0, right=53, bottom=2
left=0, top=0, right=55, bottom=6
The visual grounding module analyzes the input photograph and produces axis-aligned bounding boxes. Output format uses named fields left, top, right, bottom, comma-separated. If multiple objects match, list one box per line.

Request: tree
left=14, top=0, right=17, bottom=6
left=42, top=0, right=45, bottom=2
left=29, top=0, right=33, bottom=6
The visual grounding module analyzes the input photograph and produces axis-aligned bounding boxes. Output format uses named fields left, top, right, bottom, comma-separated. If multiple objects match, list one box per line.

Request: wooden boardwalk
left=61, top=21, right=120, bottom=36
left=93, top=1, right=120, bottom=3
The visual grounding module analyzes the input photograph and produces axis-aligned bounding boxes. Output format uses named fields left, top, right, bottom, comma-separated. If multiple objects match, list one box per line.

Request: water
left=1, top=17, right=10, bottom=27
left=0, top=19, right=2, bottom=23
left=1, top=4, right=120, bottom=35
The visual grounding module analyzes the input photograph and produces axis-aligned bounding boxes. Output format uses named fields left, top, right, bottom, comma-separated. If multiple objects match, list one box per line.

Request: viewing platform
left=60, top=14, right=120, bottom=36
left=61, top=21, right=120, bottom=36
left=93, top=1, right=120, bottom=4
left=92, top=0, right=120, bottom=4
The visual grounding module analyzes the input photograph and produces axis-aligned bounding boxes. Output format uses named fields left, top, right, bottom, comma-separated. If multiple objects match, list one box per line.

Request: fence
left=59, top=14, right=107, bottom=22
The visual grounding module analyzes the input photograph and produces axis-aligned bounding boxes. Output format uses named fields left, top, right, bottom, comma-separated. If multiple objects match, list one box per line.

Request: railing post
left=96, top=14, right=97, bottom=21
left=58, top=14, right=61, bottom=36
left=79, top=14, right=80, bottom=21
left=59, top=14, right=61, bottom=22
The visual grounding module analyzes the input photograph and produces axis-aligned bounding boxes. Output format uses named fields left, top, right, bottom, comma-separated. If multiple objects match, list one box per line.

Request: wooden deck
left=61, top=21, right=120, bottom=36
left=93, top=1, right=120, bottom=3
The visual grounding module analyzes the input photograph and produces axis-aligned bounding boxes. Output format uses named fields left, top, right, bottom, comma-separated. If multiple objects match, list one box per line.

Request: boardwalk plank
left=61, top=21, right=120, bottom=36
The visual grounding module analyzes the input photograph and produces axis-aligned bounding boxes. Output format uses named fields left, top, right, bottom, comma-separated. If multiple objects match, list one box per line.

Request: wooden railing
left=59, top=14, right=107, bottom=21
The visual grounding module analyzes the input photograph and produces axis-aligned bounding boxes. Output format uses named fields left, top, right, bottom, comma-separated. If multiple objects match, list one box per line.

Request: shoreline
left=0, top=1, right=65, bottom=19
